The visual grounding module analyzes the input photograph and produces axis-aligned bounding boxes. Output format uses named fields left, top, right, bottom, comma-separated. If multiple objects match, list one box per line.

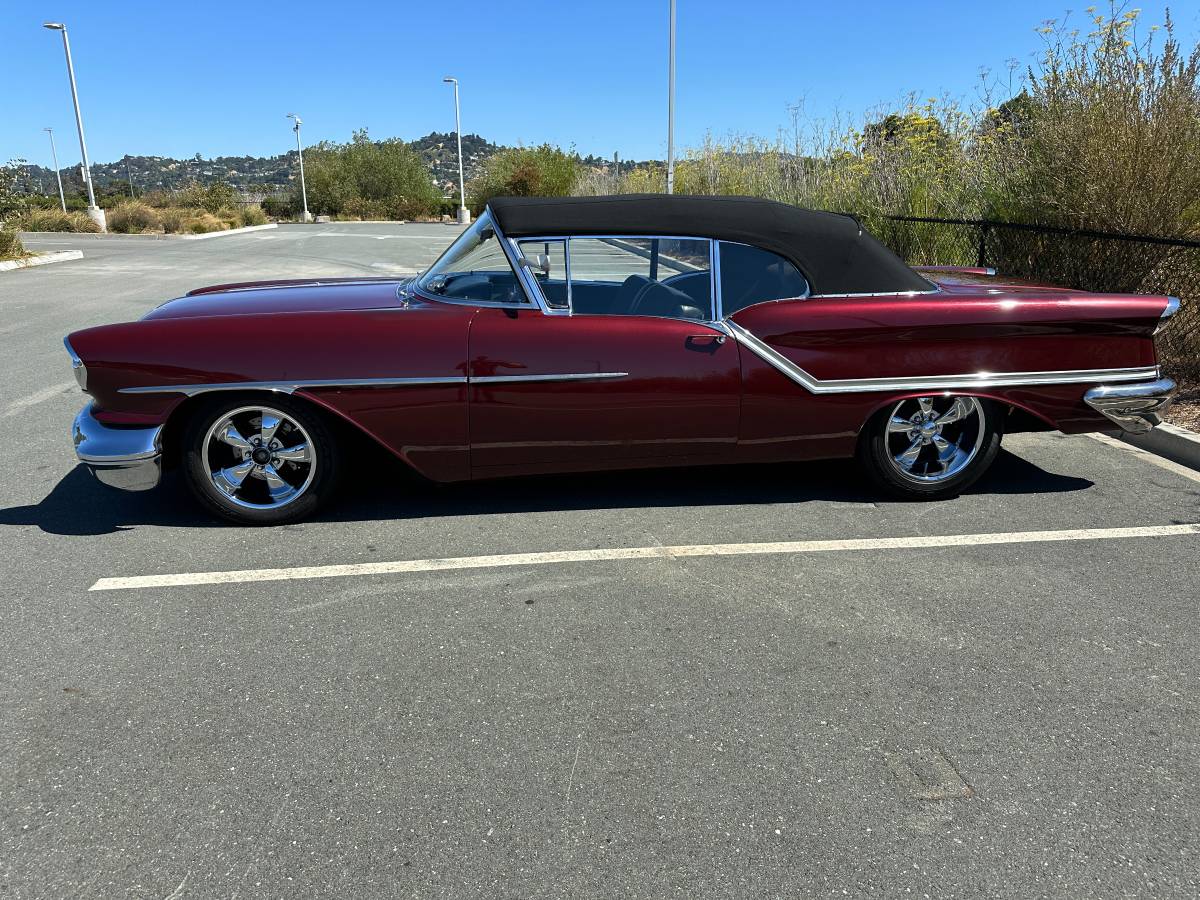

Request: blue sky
left=3, top=1, right=1198, bottom=169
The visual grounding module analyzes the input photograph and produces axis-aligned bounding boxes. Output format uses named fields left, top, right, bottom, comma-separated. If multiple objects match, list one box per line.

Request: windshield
left=416, top=211, right=527, bottom=304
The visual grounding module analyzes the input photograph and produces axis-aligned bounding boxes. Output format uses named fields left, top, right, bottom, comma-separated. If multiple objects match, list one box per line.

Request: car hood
left=143, top=277, right=407, bottom=320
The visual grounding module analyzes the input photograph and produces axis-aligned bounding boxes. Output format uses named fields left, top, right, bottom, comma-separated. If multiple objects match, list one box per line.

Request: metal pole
left=666, top=0, right=676, bottom=195
left=126, top=159, right=135, bottom=198
left=444, top=77, right=469, bottom=224
left=44, top=24, right=103, bottom=230
left=44, top=128, right=67, bottom=212
left=288, top=115, right=309, bottom=222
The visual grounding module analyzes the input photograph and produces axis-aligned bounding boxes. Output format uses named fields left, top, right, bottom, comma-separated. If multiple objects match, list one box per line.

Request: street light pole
left=442, top=77, right=470, bottom=225
left=44, top=127, right=67, bottom=212
left=43, top=22, right=105, bottom=231
left=287, top=113, right=310, bottom=223
left=666, top=0, right=676, bottom=195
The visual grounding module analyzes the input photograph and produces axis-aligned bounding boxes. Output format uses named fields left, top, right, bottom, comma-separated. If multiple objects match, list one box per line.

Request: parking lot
left=3, top=223, right=1199, bottom=898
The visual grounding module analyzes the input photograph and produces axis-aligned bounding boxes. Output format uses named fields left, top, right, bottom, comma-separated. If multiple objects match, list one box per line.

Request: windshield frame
left=413, top=210, right=533, bottom=309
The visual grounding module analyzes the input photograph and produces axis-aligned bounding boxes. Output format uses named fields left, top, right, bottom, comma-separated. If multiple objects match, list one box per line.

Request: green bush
left=17, top=208, right=102, bottom=233
left=0, top=227, right=24, bottom=260
left=238, top=205, right=267, bottom=227
left=106, top=201, right=162, bottom=234
left=260, top=195, right=294, bottom=219
left=468, top=144, right=580, bottom=214
left=176, top=181, right=240, bottom=213
left=300, top=129, right=440, bottom=220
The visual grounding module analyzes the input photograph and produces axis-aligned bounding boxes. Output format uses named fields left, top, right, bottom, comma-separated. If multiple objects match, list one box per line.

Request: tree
left=467, top=144, right=580, bottom=214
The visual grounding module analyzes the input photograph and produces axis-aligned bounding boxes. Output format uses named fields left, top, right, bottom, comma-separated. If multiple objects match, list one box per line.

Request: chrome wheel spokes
left=203, top=406, right=317, bottom=510
left=884, top=395, right=985, bottom=483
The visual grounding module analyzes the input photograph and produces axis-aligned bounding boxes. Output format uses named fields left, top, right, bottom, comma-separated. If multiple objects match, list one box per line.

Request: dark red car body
left=65, top=196, right=1179, bottom=502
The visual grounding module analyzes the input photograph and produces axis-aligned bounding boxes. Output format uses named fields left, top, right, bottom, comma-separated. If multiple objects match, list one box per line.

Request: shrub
left=238, top=205, right=267, bottom=227
left=300, top=129, right=441, bottom=220
left=106, top=201, right=162, bottom=234
left=159, top=207, right=190, bottom=234
left=186, top=212, right=225, bottom=234
left=214, top=206, right=243, bottom=230
left=468, top=144, right=580, bottom=214
left=0, top=227, right=24, bottom=260
left=18, top=208, right=102, bottom=233
left=261, top=195, right=294, bottom=219
left=176, top=181, right=240, bottom=213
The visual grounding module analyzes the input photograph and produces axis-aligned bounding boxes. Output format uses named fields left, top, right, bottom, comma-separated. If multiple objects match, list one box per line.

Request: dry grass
left=0, top=227, right=25, bottom=260
left=106, top=201, right=162, bottom=234
left=17, top=208, right=102, bottom=233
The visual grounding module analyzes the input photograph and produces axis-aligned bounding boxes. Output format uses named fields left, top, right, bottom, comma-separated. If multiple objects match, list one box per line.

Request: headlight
left=63, top=336, right=87, bottom=390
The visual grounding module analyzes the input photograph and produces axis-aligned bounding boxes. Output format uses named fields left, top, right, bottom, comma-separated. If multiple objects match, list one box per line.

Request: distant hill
left=15, top=132, right=653, bottom=200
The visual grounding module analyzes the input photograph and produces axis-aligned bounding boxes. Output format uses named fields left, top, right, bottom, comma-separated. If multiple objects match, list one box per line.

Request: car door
left=467, top=236, right=741, bottom=477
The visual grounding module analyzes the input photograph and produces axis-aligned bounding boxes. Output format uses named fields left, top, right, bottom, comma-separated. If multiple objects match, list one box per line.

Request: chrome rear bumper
left=72, top=405, right=163, bottom=491
left=1084, top=377, right=1177, bottom=435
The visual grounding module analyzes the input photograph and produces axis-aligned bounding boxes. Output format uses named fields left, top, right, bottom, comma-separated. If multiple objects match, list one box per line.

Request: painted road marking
left=89, top=523, right=1200, bottom=592
left=1088, top=432, right=1200, bottom=483
left=2, top=381, right=76, bottom=418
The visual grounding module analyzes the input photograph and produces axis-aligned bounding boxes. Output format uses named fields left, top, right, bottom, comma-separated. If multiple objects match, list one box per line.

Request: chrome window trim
left=409, top=207, right=535, bottom=310
left=807, top=287, right=941, bottom=299
left=723, top=320, right=1158, bottom=395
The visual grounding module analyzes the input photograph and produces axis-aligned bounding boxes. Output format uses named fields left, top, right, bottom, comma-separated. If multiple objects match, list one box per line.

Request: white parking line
left=2, top=381, right=76, bottom=418
left=89, top=523, right=1200, bottom=591
left=1088, top=432, right=1200, bottom=483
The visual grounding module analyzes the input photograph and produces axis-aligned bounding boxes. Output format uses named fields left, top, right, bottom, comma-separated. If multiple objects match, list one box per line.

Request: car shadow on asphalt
left=0, top=448, right=1093, bottom=536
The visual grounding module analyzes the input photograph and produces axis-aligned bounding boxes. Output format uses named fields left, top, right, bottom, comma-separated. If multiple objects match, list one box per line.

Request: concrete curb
left=1122, top=422, right=1200, bottom=471
left=18, top=223, right=278, bottom=242
left=0, top=250, right=84, bottom=272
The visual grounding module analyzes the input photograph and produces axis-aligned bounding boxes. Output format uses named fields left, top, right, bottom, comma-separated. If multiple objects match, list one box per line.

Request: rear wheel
left=857, top=394, right=1002, bottom=500
left=182, top=396, right=341, bottom=525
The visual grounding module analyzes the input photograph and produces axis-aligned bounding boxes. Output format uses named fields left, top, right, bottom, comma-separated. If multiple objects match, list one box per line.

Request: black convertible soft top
left=487, top=194, right=931, bottom=295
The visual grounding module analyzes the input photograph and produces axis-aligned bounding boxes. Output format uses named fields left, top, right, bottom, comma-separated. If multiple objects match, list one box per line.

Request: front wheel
left=857, top=395, right=1003, bottom=500
left=182, top=396, right=341, bottom=525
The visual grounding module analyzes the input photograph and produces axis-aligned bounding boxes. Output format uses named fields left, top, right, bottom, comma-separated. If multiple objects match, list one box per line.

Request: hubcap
left=203, top=406, right=316, bottom=510
left=884, top=395, right=985, bottom=484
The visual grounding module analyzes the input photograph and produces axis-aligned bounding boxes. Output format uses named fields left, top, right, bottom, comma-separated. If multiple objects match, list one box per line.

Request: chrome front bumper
left=1084, top=377, right=1177, bottom=435
left=72, top=405, right=164, bottom=491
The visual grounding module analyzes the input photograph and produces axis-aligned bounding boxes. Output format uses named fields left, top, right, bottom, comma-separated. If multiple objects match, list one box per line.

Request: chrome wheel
left=202, top=405, right=317, bottom=510
left=884, top=395, right=985, bottom=484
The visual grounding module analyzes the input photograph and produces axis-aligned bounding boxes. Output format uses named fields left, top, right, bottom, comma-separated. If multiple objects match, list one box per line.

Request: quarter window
left=718, top=242, right=808, bottom=315
left=566, top=237, right=712, bottom=320
left=516, top=239, right=568, bottom=309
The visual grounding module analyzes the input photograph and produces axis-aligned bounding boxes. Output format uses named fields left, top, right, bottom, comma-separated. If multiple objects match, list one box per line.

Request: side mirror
left=520, top=253, right=551, bottom=276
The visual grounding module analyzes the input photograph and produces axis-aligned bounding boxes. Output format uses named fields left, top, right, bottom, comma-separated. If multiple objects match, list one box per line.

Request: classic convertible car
left=65, top=195, right=1180, bottom=524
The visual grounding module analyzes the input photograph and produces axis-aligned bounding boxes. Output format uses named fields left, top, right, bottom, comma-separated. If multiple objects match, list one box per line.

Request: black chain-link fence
left=877, top=216, right=1200, bottom=386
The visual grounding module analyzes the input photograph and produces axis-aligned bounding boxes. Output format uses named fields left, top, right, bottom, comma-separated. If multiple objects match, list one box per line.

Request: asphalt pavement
left=2, top=224, right=1199, bottom=899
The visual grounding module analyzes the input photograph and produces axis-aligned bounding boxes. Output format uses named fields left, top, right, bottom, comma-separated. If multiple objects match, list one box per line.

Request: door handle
left=687, top=334, right=726, bottom=344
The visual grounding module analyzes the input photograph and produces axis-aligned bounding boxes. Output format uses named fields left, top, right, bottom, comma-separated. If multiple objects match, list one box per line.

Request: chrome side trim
left=808, top=287, right=940, bottom=299
left=1084, top=377, right=1177, bottom=434
left=119, top=372, right=631, bottom=396
left=725, top=320, right=1159, bottom=395
left=119, top=377, right=467, bottom=396
left=472, top=372, right=628, bottom=384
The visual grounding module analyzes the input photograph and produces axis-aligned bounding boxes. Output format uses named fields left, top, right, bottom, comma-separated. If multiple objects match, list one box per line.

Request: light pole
left=42, top=22, right=105, bottom=231
left=666, top=0, right=676, bottom=195
left=287, top=113, right=311, bottom=223
left=442, top=77, right=470, bottom=225
left=43, top=127, right=67, bottom=212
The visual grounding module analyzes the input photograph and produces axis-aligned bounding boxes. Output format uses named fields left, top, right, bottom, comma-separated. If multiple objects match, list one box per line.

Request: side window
left=719, top=242, right=809, bottom=316
left=567, top=237, right=712, bottom=320
left=517, top=239, right=568, bottom=309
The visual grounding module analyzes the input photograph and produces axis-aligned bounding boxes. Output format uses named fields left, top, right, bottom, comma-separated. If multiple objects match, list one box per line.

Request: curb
left=0, top=250, right=84, bottom=272
left=1122, top=422, right=1200, bottom=471
left=18, top=223, right=278, bottom=242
